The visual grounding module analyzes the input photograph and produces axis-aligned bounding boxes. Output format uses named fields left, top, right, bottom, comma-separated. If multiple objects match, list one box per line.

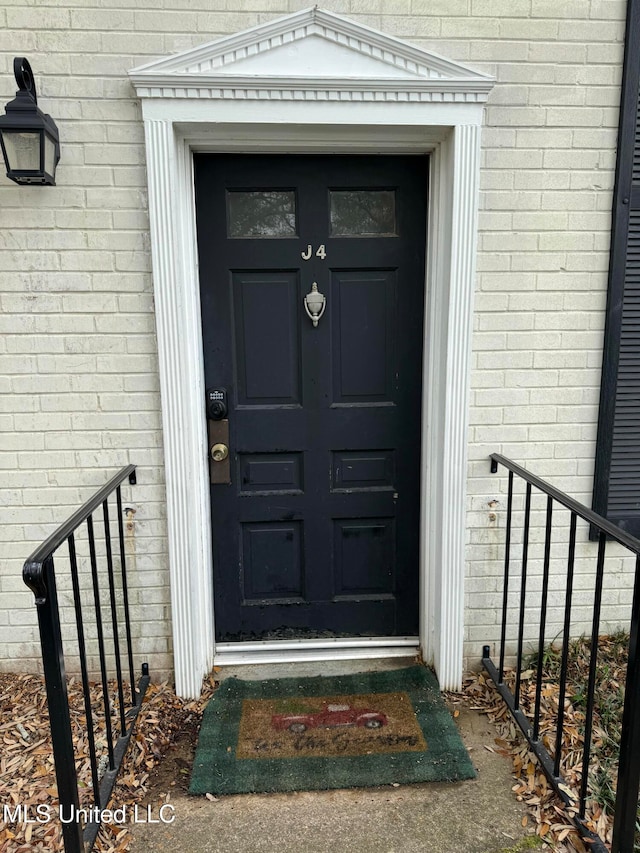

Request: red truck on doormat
left=271, top=702, right=388, bottom=733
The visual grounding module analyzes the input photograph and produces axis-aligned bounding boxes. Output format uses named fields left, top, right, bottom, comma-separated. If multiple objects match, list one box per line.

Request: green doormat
left=190, top=665, right=476, bottom=795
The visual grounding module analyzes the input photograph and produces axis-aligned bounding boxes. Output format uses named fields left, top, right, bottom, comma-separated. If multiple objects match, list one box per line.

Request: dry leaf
left=462, top=634, right=630, bottom=853
left=0, top=669, right=216, bottom=853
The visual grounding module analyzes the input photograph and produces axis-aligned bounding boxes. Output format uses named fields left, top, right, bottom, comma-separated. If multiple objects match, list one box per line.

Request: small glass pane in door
left=227, top=190, right=297, bottom=238
left=330, top=190, right=396, bottom=236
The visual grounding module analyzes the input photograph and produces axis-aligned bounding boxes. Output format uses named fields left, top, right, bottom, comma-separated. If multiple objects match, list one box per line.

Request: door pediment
left=129, top=7, right=494, bottom=102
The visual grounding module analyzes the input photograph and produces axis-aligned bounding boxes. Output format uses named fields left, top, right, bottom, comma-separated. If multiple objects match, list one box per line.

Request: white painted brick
left=530, top=0, right=589, bottom=18
left=71, top=8, right=134, bottom=29
left=486, top=105, right=548, bottom=126
left=512, top=251, right=567, bottom=270
left=572, top=128, right=618, bottom=148
left=503, top=405, right=558, bottom=424
left=562, top=251, right=609, bottom=271
left=557, top=19, right=624, bottom=42
left=469, top=406, right=503, bottom=426
left=113, top=167, right=148, bottom=187
left=497, top=63, right=555, bottom=85
left=511, top=211, right=568, bottom=230
left=586, top=86, right=624, bottom=107
left=384, top=15, right=441, bottom=37
left=475, top=388, right=530, bottom=408
left=504, top=370, right=558, bottom=388
left=515, top=129, right=573, bottom=148
left=530, top=387, right=585, bottom=406
left=534, top=312, right=598, bottom=332
left=7, top=337, right=66, bottom=355
left=476, top=254, right=511, bottom=272
left=476, top=350, right=534, bottom=370
left=92, top=272, right=150, bottom=292
left=35, top=316, right=96, bottom=335
left=540, top=192, right=597, bottom=213
left=482, top=191, right=542, bottom=211
left=539, top=231, right=595, bottom=251
left=477, top=212, right=513, bottom=231
left=543, top=149, right=600, bottom=170
left=500, top=19, right=559, bottom=40
left=413, top=0, right=468, bottom=13
left=0, top=355, right=38, bottom=375
left=586, top=42, right=626, bottom=64
left=480, top=171, right=514, bottom=190
left=527, top=42, right=587, bottom=64
left=471, top=370, right=506, bottom=389
left=596, top=188, right=618, bottom=210
left=514, top=171, right=571, bottom=190
left=6, top=7, right=70, bottom=28
left=475, top=293, right=510, bottom=312
left=477, top=312, right=534, bottom=331
left=485, top=149, right=544, bottom=170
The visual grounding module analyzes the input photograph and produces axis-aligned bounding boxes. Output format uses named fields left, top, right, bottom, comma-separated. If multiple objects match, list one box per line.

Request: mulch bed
left=0, top=642, right=630, bottom=852
left=464, top=632, right=632, bottom=853
left=0, top=671, right=216, bottom=853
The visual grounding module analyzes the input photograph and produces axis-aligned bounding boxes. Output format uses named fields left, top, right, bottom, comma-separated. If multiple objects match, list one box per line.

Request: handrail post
left=612, top=554, right=640, bottom=853
left=34, top=555, right=84, bottom=853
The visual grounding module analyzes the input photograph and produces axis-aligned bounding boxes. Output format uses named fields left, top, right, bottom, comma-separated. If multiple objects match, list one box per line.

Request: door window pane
left=227, top=190, right=297, bottom=238
left=330, top=190, right=396, bottom=237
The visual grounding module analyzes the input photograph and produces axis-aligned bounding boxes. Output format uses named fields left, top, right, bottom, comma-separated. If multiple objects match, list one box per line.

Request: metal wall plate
left=208, top=419, right=230, bottom=484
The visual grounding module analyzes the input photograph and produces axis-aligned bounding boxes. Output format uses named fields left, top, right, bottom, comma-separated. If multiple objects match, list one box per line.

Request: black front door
left=194, top=154, right=428, bottom=642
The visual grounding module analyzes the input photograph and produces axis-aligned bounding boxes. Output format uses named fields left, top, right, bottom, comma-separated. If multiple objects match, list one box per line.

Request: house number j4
left=301, top=244, right=327, bottom=260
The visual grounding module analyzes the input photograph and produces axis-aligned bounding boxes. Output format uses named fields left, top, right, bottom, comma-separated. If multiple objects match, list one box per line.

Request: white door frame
left=130, top=9, right=493, bottom=699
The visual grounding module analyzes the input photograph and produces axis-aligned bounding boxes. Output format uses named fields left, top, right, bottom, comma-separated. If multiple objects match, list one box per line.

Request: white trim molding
left=130, top=8, right=493, bottom=698
left=130, top=6, right=493, bottom=102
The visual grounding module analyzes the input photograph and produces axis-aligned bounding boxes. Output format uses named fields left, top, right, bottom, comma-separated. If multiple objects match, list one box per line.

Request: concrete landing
left=129, top=661, right=531, bottom=853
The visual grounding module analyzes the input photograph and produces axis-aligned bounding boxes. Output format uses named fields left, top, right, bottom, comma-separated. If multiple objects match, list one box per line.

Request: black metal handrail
left=22, top=464, right=150, bottom=853
left=485, top=454, right=640, bottom=853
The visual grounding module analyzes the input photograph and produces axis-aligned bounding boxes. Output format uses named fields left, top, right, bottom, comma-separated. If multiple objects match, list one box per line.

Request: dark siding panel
left=593, top=0, right=640, bottom=536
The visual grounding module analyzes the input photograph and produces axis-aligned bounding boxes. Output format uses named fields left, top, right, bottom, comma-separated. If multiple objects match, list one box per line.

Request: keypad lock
left=206, top=388, right=231, bottom=484
left=207, top=387, right=228, bottom=420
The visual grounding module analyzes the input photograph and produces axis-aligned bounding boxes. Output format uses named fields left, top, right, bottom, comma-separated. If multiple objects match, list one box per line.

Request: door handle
left=208, top=420, right=231, bottom=484
left=211, top=443, right=229, bottom=462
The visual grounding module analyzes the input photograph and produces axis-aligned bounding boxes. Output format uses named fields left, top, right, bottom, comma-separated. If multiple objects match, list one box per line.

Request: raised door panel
left=331, top=270, right=397, bottom=404
left=232, top=271, right=301, bottom=406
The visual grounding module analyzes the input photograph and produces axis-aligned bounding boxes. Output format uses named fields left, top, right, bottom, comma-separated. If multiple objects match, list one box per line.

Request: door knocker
left=303, top=282, right=326, bottom=327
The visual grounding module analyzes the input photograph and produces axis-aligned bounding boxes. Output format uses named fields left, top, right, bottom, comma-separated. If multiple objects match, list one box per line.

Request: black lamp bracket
left=14, top=58, right=37, bottom=104
left=8, top=58, right=40, bottom=112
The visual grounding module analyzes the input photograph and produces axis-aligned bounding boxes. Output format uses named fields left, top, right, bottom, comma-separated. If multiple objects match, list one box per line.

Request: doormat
left=189, top=665, right=476, bottom=795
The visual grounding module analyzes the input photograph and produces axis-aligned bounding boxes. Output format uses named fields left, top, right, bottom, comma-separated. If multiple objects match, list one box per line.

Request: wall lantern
left=0, top=58, right=60, bottom=185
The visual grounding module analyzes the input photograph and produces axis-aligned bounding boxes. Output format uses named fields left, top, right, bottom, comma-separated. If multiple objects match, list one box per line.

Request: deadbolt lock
left=211, top=443, right=229, bottom=463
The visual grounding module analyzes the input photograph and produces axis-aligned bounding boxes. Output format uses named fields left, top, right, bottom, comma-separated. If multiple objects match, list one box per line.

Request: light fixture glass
left=44, top=132, right=57, bottom=178
left=0, top=131, right=41, bottom=171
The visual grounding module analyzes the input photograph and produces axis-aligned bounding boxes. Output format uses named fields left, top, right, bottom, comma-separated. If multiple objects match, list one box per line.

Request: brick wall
left=466, top=0, right=632, bottom=666
left=0, top=0, right=630, bottom=681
